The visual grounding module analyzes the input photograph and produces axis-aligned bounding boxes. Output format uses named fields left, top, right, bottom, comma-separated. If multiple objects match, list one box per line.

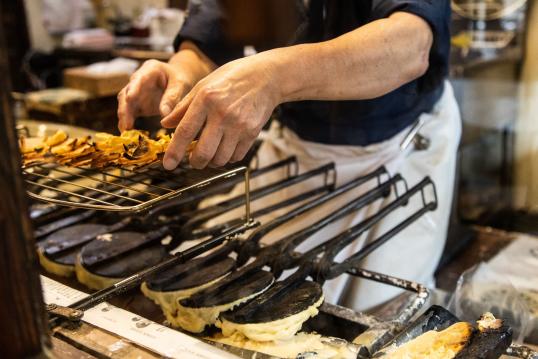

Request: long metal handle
left=178, top=162, right=336, bottom=236
left=191, top=184, right=332, bottom=240
left=141, top=156, right=298, bottom=221
left=267, top=174, right=401, bottom=275
left=321, top=177, right=437, bottom=281
left=48, top=220, right=257, bottom=328
left=243, top=166, right=389, bottom=249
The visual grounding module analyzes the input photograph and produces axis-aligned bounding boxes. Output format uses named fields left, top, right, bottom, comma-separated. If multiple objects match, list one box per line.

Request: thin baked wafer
left=20, top=129, right=195, bottom=169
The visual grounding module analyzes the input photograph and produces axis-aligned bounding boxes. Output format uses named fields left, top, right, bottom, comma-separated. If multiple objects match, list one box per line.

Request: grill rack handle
left=233, top=176, right=438, bottom=315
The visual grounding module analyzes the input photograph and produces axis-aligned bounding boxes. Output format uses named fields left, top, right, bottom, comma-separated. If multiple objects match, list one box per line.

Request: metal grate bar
left=80, top=166, right=176, bottom=193
left=113, top=166, right=183, bottom=188
left=40, top=165, right=162, bottom=198
left=25, top=171, right=144, bottom=204
left=24, top=160, right=251, bottom=213
left=139, top=167, right=187, bottom=185
left=25, top=179, right=124, bottom=207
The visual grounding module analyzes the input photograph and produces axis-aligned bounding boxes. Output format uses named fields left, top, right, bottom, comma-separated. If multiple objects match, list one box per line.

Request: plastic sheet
left=447, top=262, right=532, bottom=343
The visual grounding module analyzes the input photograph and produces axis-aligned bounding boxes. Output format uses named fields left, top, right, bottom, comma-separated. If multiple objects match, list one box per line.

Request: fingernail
left=163, top=157, right=178, bottom=170
left=161, top=104, right=171, bottom=116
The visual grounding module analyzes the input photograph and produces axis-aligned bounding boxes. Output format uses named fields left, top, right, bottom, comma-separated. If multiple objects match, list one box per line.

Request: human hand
left=160, top=54, right=281, bottom=169
left=117, top=59, right=195, bottom=132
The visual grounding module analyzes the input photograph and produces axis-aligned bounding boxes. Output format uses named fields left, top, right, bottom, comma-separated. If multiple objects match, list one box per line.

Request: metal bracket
left=46, top=303, right=83, bottom=323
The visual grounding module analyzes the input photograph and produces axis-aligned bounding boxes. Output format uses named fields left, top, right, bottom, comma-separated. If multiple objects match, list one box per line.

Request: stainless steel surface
left=23, top=162, right=251, bottom=214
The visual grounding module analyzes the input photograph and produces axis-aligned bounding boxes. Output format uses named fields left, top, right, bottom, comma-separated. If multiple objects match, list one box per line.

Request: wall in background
left=515, top=0, right=538, bottom=212
left=23, top=0, right=56, bottom=52
left=108, top=0, right=167, bottom=18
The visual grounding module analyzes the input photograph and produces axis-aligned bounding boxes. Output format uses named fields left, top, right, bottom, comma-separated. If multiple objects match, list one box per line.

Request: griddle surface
left=146, top=257, right=235, bottom=292
left=222, top=281, right=322, bottom=324
left=180, top=270, right=274, bottom=308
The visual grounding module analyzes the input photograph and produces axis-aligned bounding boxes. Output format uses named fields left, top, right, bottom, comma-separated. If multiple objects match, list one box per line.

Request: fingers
left=160, top=100, right=189, bottom=129
left=117, top=60, right=167, bottom=132
left=117, top=86, right=136, bottom=132
left=231, top=137, right=256, bottom=163
left=159, top=86, right=180, bottom=117
left=163, top=95, right=207, bottom=170
left=209, top=131, right=240, bottom=167
left=189, top=119, right=224, bottom=169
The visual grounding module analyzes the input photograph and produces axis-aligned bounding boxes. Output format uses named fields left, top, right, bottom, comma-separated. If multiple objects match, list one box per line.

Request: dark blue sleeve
left=173, top=0, right=244, bottom=66
left=371, top=0, right=451, bottom=90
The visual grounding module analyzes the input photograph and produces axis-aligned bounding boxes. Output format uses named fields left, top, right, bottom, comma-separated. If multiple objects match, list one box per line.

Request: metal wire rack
left=22, top=162, right=251, bottom=217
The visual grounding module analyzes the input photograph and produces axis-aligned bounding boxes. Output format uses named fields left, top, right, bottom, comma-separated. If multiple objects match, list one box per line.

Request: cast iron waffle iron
left=141, top=167, right=394, bottom=332
left=36, top=157, right=316, bottom=278
left=211, top=176, right=436, bottom=340
left=71, top=162, right=337, bottom=290
left=371, top=305, right=513, bottom=359
left=140, top=169, right=401, bottom=333
left=134, top=172, right=435, bottom=354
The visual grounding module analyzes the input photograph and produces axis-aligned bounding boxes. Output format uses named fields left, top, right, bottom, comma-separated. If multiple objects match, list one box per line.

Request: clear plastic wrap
left=447, top=262, right=533, bottom=343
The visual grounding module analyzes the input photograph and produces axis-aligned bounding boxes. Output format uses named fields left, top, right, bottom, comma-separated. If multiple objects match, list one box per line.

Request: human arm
left=161, top=11, right=434, bottom=169
left=267, top=12, right=433, bottom=102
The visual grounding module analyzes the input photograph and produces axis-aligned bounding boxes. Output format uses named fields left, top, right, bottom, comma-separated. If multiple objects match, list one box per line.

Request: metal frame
left=23, top=162, right=252, bottom=217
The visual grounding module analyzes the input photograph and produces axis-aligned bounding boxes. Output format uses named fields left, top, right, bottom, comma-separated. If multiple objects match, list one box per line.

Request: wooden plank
left=51, top=337, right=97, bottom=359
left=54, top=322, right=159, bottom=359
left=0, top=1, right=49, bottom=356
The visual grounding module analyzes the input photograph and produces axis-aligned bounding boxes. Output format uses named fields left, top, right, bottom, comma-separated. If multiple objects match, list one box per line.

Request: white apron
left=200, top=81, right=461, bottom=311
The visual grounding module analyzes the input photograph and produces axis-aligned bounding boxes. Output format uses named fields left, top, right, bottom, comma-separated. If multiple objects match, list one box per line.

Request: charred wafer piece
left=219, top=177, right=438, bottom=342
left=75, top=226, right=175, bottom=290
left=167, top=168, right=394, bottom=334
